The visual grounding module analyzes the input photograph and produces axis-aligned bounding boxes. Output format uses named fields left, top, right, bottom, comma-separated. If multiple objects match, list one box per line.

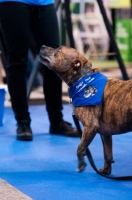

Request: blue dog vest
left=68, top=72, right=108, bottom=107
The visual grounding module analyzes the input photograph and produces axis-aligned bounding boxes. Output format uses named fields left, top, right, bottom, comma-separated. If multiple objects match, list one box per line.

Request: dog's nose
left=40, top=45, right=46, bottom=51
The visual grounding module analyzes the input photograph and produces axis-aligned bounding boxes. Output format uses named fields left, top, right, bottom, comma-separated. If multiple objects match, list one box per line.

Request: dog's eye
left=54, top=52, right=57, bottom=57
left=54, top=46, right=62, bottom=57
left=54, top=51, right=60, bottom=57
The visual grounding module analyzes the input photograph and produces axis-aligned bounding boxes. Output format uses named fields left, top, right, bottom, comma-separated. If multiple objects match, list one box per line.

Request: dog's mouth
left=38, top=53, right=53, bottom=69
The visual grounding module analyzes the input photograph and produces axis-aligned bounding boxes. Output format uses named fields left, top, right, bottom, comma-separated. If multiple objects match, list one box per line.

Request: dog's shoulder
left=106, top=77, right=132, bottom=87
left=104, top=77, right=132, bottom=98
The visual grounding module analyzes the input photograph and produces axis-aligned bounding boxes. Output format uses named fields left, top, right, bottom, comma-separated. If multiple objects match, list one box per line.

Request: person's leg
left=31, top=4, right=79, bottom=136
left=31, top=4, right=63, bottom=124
left=0, top=2, right=32, bottom=140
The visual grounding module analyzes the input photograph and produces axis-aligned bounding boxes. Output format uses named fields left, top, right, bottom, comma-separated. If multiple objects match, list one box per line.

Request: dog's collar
left=82, top=66, right=93, bottom=76
left=68, top=66, right=93, bottom=87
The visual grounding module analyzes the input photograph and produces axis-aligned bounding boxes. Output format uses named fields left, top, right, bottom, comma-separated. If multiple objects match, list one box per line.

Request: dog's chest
left=69, top=72, right=107, bottom=107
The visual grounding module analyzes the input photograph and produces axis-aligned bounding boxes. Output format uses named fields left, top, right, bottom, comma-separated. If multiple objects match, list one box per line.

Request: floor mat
left=0, top=105, right=132, bottom=200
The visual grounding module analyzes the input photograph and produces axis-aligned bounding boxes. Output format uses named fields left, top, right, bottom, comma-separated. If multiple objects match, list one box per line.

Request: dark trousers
left=0, top=2, right=63, bottom=125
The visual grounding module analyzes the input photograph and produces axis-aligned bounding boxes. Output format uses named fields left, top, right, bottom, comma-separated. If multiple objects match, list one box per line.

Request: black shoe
left=49, top=120, right=79, bottom=137
left=16, top=123, right=33, bottom=141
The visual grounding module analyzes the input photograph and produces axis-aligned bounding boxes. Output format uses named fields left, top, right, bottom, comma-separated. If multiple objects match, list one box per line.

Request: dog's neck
left=68, top=66, right=99, bottom=87
left=68, top=74, right=82, bottom=87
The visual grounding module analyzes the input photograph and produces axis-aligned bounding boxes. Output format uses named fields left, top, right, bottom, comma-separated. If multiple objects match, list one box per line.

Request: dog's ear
left=72, top=60, right=81, bottom=68
left=84, top=60, right=92, bottom=68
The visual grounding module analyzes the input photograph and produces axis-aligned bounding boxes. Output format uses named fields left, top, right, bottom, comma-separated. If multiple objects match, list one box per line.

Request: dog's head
left=39, top=45, right=97, bottom=86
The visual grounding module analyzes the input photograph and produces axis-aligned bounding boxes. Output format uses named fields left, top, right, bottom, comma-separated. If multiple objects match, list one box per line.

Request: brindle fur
left=39, top=45, right=132, bottom=175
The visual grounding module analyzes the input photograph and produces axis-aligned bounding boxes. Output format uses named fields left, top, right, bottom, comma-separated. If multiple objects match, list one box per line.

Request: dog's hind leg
left=99, top=135, right=114, bottom=175
left=77, top=126, right=97, bottom=172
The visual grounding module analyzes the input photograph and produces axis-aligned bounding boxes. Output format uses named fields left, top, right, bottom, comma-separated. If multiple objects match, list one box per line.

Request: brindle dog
left=39, top=45, right=132, bottom=175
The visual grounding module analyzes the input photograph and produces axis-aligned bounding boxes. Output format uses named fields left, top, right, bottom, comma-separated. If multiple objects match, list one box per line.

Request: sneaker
left=49, top=120, right=79, bottom=137
left=16, top=123, right=33, bottom=141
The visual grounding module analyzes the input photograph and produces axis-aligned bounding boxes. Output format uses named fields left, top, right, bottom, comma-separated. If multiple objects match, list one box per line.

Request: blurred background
left=1, top=0, right=132, bottom=107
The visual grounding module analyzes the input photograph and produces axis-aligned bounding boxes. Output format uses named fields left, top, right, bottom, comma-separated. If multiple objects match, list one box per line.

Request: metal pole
left=96, top=0, right=129, bottom=80
left=54, top=0, right=61, bottom=10
left=64, top=0, right=75, bottom=48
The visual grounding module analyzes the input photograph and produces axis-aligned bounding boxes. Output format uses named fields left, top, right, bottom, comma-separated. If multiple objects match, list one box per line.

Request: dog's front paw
left=76, top=162, right=87, bottom=172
